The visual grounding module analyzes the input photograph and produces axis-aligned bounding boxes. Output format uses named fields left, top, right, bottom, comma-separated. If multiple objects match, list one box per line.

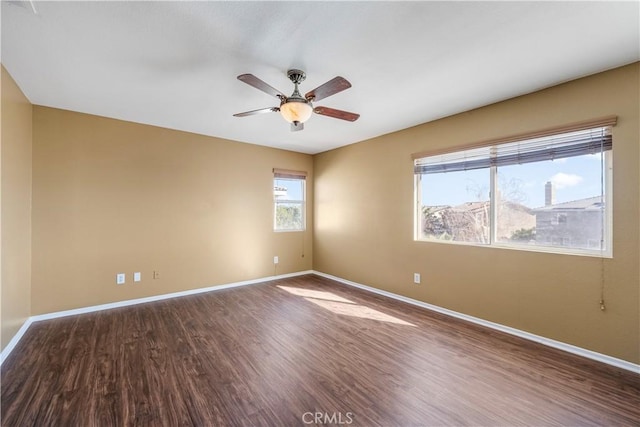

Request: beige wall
left=5, top=61, right=639, bottom=365
left=314, top=63, right=640, bottom=364
left=32, top=107, right=312, bottom=314
left=1, top=66, right=33, bottom=350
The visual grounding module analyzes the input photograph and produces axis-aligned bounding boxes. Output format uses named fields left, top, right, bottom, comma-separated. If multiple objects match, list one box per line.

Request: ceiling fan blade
left=305, top=77, right=352, bottom=102
left=233, top=107, right=279, bottom=117
left=237, top=74, right=287, bottom=100
left=313, top=106, right=360, bottom=122
left=291, top=122, right=304, bottom=132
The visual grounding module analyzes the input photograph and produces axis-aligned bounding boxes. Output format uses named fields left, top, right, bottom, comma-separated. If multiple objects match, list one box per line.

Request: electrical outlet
left=153, top=270, right=160, bottom=279
left=413, top=273, right=421, bottom=284
left=116, top=273, right=125, bottom=285
left=134, top=272, right=141, bottom=282
left=274, top=256, right=279, bottom=264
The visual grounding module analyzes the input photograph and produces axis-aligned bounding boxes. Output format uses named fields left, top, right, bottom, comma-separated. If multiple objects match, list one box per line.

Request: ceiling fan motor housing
left=280, top=69, right=313, bottom=125
left=287, top=69, right=306, bottom=85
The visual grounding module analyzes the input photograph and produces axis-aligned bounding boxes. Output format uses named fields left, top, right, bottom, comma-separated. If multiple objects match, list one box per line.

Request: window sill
left=414, top=238, right=612, bottom=258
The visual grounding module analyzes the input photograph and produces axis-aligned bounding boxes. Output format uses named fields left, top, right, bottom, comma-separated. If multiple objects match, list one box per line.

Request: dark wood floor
left=2, top=274, right=639, bottom=426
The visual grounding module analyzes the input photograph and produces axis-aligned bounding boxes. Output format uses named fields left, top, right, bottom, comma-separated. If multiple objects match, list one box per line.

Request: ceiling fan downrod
left=286, top=69, right=308, bottom=102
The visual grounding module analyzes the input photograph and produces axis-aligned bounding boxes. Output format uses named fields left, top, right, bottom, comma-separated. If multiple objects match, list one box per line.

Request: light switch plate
left=134, top=272, right=141, bottom=282
left=117, top=273, right=125, bottom=285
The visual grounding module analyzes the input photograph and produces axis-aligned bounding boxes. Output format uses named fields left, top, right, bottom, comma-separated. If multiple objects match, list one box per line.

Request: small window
left=551, top=213, right=567, bottom=225
left=414, top=123, right=613, bottom=257
left=273, top=169, right=306, bottom=232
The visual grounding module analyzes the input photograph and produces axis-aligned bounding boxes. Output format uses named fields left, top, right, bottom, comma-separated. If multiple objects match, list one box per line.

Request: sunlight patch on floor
left=277, top=286, right=355, bottom=303
left=277, top=285, right=415, bottom=326
left=305, top=298, right=416, bottom=326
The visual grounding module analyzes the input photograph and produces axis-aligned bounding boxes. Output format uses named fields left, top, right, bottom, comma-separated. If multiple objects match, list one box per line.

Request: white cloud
left=550, top=172, right=583, bottom=189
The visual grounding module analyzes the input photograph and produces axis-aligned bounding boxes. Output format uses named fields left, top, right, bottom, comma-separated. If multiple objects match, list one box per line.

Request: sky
left=420, top=153, right=606, bottom=209
left=274, top=178, right=304, bottom=201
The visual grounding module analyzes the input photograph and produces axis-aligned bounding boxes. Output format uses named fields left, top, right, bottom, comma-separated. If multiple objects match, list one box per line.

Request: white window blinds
left=414, top=126, right=612, bottom=175
left=273, top=168, right=307, bottom=180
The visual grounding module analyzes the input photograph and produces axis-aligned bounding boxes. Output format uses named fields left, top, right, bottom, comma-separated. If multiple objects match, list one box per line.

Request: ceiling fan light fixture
left=234, top=69, right=358, bottom=131
left=280, top=100, right=313, bottom=124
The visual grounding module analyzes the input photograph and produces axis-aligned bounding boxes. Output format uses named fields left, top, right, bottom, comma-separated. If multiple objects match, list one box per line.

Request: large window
left=274, top=169, right=306, bottom=232
left=414, top=120, right=614, bottom=256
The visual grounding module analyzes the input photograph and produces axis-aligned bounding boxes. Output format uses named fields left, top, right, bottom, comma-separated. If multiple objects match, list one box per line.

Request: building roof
left=534, top=196, right=604, bottom=211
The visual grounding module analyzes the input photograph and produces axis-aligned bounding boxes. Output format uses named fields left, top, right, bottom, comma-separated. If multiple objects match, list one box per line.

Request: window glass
left=274, top=178, right=305, bottom=231
left=419, top=169, right=490, bottom=243
left=495, top=154, right=606, bottom=251
left=414, top=126, right=611, bottom=256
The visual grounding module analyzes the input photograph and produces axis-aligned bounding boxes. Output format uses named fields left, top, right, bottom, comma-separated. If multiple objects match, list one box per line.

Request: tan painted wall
left=1, top=66, right=33, bottom=350
left=32, top=107, right=312, bottom=314
left=313, top=63, right=640, bottom=364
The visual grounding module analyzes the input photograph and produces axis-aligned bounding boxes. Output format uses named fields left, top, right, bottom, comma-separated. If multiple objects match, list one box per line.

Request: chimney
left=545, top=181, right=555, bottom=206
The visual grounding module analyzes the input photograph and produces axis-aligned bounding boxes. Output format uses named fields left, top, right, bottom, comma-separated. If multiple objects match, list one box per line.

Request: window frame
left=273, top=171, right=306, bottom=233
left=413, top=125, right=614, bottom=258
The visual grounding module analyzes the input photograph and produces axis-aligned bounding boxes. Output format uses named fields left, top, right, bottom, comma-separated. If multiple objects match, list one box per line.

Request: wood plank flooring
left=2, top=274, right=639, bottom=426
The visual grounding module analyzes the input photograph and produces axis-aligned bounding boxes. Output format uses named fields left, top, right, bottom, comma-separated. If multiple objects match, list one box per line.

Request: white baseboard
left=313, top=271, right=640, bottom=374
left=3, top=269, right=638, bottom=374
left=30, top=270, right=313, bottom=322
left=0, top=270, right=313, bottom=366
left=0, top=317, right=34, bottom=366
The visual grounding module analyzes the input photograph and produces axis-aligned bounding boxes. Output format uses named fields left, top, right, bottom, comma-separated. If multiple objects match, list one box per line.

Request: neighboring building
left=423, top=180, right=604, bottom=250
left=274, top=186, right=288, bottom=198
left=495, top=201, right=536, bottom=242
left=422, top=200, right=534, bottom=243
left=534, top=196, right=605, bottom=250
left=423, top=192, right=604, bottom=250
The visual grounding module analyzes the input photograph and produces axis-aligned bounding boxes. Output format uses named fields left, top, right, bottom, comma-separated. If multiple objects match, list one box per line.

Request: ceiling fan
left=233, top=69, right=360, bottom=132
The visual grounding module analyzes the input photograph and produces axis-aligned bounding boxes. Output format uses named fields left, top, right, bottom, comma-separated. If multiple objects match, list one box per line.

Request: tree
left=497, top=175, right=528, bottom=204
left=510, top=227, right=535, bottom=242
left=276, top=205, right=302, bottom=229
left=422, top=206, right=447, bottom=237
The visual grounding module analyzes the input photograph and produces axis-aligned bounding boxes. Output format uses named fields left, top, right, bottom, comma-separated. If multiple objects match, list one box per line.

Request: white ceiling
left=2, top=1, right=639, bottom=154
